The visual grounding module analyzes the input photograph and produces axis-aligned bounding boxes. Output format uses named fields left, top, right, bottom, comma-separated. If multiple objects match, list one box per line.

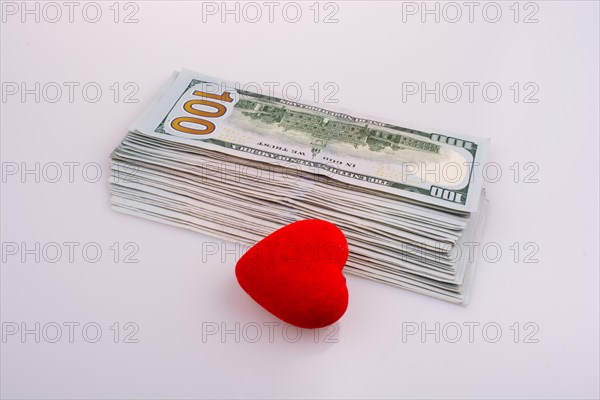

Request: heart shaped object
left=235, top=220, right=349, bottom=329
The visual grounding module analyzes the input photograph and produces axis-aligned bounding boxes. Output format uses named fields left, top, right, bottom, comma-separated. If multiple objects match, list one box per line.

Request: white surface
left=1, top=1, right=599, bottom=399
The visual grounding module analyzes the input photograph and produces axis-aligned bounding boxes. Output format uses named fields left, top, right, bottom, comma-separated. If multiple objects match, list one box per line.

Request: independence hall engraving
left=235, top=99, right=440, bottom=156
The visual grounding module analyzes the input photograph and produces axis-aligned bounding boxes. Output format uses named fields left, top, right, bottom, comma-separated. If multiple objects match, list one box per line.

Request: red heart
left=235, top=220, right=349, bottom=329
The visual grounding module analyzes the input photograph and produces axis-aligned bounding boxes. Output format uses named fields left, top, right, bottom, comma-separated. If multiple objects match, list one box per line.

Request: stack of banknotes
left=109, top=69, right=489, bottom=304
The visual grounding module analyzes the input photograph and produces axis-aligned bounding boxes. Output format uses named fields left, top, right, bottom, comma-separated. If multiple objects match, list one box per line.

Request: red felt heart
left=235, top=219, right=349, bottom=329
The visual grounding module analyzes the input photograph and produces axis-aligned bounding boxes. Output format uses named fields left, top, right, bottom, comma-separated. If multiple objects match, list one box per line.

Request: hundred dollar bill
left=132, top=69, right=489, bottom=212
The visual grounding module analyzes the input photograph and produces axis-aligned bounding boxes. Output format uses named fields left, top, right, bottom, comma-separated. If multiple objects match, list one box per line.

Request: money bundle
left=110, top=70, right=489, bottom=304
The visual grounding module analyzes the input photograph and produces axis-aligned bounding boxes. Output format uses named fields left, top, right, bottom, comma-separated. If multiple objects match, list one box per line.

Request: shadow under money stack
left=110, top=70, right=489, bottom=304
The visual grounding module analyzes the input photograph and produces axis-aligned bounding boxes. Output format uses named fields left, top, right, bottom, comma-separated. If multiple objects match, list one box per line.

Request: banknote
left=111, top=69, right=490, bottom=303
left=132, top=70, right=489, bottom=212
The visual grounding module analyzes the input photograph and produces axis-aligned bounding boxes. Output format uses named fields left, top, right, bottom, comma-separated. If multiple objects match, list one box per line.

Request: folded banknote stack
left=110, top=70, right=489, bottom=304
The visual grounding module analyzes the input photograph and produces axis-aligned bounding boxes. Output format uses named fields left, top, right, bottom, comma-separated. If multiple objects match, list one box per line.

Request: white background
left=1, top=1, right=599, bottom=399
